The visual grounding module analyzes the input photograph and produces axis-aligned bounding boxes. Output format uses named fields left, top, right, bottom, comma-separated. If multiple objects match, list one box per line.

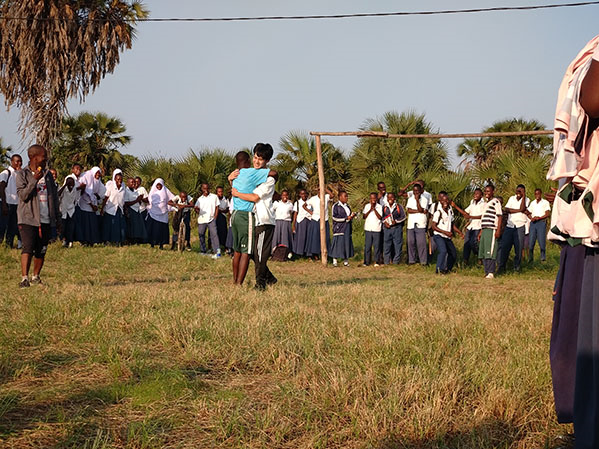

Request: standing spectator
left=215, top=186, right=229, bottom=251
left=330, top=190, right=356, bottom=267
left=406, top=183, right=430, bottom=265
left=382, top=192, right=406, bottom=265
left=362, top=192, right=383, bottom=266
left=194, top=183, right=221, bottom=258
left=146, top=178, right=174, bottom=249
left=431, top=195, right=463, bottom=274
left=292, top=189, right=312, bottom=257
left=100, top=171, right=126, bottom=245
left=498, top=184, right=530, bottom=273
left=123, top=177, right=147, bottom=244
left=272, top=189, right=294, bottom=259
left=527, top=188, right=551, bottom=262
left=306, top=187, right=331, bottom=260
left=0, top=154, right=23, bottom=248
left=452, top=188, right=484, bottom=264
left=170, top=190, right=193, bottom=251
left=15, top=145, right=60, bottom=287
left=59, top=176, right=80, bottom=248
left=478, top=185, right=503, bottom=279
left=76, top=167, right=104, bottom=246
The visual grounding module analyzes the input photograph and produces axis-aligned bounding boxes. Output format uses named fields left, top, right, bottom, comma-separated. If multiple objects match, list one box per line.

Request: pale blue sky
left=1, top=1, right=598, bottom=166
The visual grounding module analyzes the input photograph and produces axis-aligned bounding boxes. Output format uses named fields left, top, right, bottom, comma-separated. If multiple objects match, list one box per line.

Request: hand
left=178, top=203, right=185, bottom=209
left=231, top=187, right=239, bottom=198
left=91, top=205, right=98, bottom=212
left=33, top=167, right=44, bottom=180
left=137, top=195, right=143, bottom=203
left=450, top=200, right=456, bottom=208
left=495, top=230, right=501, bottom=239
left=385, top=222, right=390, bottom=229
left=228, top=169, right=240, bottom=182
left=477, top=232, right=481, bottom=242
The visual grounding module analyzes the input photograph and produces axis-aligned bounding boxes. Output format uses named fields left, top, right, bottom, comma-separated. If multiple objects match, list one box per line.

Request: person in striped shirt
left=477, top=184, right=503, bottom=279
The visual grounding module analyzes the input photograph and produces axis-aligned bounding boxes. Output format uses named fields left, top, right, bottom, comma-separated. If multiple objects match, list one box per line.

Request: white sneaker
left=343, top=261, right=350, bottom=267
left=485, top=273, right=494, bottom=279
left=332, top=261, right=338, bottom=267
left=212, top=253, right=222, bottom=259
left=17, top=240, right=22, bottom=249
left=374, top=263, right=380, bottom=267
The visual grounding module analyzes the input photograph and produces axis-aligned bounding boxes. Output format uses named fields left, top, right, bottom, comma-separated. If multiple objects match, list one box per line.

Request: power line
left=1, top=1, right=598, bottom=23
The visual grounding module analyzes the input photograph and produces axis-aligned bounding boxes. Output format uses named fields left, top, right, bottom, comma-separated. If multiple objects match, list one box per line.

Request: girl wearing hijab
left=146, top=178, right=174, bottom=249
left=124, top=177, right=148, bottom=244
left=101, top=171, right=126, bottom=245
left=76, top=167, right=103, bottom=245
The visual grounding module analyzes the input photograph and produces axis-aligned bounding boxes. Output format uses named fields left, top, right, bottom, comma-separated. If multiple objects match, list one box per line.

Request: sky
left=1, top=0, right=598, bottom=167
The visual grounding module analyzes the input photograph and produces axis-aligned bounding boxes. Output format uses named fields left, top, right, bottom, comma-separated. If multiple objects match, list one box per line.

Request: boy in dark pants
left=362, top=192, right=383, bottom=266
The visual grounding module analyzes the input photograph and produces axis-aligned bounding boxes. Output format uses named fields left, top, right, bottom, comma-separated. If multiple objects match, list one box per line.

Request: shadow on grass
left=293, top=275, right=394, bottom=288
left=377, top=418, right=564, bottom=449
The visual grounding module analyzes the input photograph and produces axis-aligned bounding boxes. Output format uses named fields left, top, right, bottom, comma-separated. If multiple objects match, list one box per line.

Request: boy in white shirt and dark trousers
left=194, top=183, right=221, bottom=258
left=431, top=195, right=464, bottom=274
left=499, top=184, right=530, bottom=272
left=362, top=192, right=383, bottom=266
left=527, top=188, right=551, bottom=262
left=406, top=183, right=430, bottom=265
left=0, top=154, right=23, bottom=248
left=59, top=176, right=80, bottom=247
left=452, top=188, right=484, bottom=264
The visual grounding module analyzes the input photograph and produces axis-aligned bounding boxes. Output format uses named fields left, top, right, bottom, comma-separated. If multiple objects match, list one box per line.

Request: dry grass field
left=0, top=242, right=569, bottom=448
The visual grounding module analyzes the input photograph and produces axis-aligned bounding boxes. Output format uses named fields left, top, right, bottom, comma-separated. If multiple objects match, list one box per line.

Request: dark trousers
left=433, top=235, right=457, bottom=273
left=0, top=204, right=6, bottom=243
left=198, top=220, right=220, bottom=253
left=253, top=224, right=276, bottom=288
left=383, top=225, right=403, bottom=264
left=364, top=231, right=381, bottom=265
left=407, top=227, right=428, bottom=265
left=499, top=225, right=525, bottom=271
left=4, top=204, right=20, bottom=247
left=529, top=220, right=547, bottom=262
left=463, top=228, right=479, bottom=263
left=216, top=213, right=228, bottom=248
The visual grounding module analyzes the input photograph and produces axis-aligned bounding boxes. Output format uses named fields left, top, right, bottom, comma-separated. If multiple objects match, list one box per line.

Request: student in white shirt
left=292, top=188, right=312, bottom=257
left=77, top=166, right=104, bottom=245
left=215, top=186, right=229, bottom=250
left=526, top=188, right=552, bottom=262
left=59, top=176, right=80, bottom=247
left=362, top=192, right=383, bottom=266
left=194, top=183, right=221, bottom=257
left=431, top=195, right=464, bottom=274
left=452, top=188, right=485, bottom=264
left=134, top=176, right=149, bottom=217
left=498, top=184, right=530, bottom=272
left=100, top=171, right=126, bottom=245
left=225, top=197, right=234, bottom=254
left=123, top=177, right=148, bottom=244
left=0, top=154, right=23, bottom=248
left=169, top=190, right=194, bottom=251
left=406, top=183, right=430, bottom=265
left=306, top=187, right=331, bottom=259
left=272, top=189, right=294, bottom=256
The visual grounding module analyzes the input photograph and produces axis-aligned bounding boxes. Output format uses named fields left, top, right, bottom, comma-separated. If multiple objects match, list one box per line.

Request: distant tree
left=51, top=112, right=133, bottom=177
left=0, top=138, right=12, bottom=167
left=0, top=0, right=148, bottom=147
left=273, top=131, right=349, bottom=194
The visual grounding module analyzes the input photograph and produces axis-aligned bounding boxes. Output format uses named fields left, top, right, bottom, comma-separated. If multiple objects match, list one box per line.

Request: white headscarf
left=80, top=167, right=103, bottom=205
left=106, top=168, right=122, bottom=190
left=148, top=178, right=174, bottom=223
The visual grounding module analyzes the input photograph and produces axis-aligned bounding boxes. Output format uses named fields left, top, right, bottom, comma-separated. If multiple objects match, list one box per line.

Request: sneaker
left=485, top=273, right=494, bottom=279
left=19, top=278, right=30, bottom=288
left=266, top=276, right=278, bottom=286
left=343, top=261, right=350, bottom=267
left=68, top=242, right=73, bottom=248
left=30, top=276, right=42, bottom=285
left=362, top=263, right=369, bottom=267
left=374, top=263, right=380, bottom=267
left=186, top=245, right=192, bottom=252
left=62, top=241, right=68, bottom=248
left=17, top=240, right=22, bottom=250
left=332, top=261, right=338, bottom=267
left=212, top=253, right=222, bottom=259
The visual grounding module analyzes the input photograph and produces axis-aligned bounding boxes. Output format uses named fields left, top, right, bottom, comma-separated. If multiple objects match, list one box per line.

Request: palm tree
left=51, top=112, right=133, bottom=176
left=0, top=138, right=12, bottom=166
left=273, top=131, right=349, bottom=194
left=0, top=1, right=148, bottom=147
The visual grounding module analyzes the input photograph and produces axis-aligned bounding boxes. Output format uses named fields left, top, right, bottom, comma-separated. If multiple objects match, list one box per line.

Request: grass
left=0, top=240, right=569, bottom=448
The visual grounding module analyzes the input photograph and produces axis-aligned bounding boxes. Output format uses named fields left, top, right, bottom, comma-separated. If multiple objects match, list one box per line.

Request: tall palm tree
left=0, top=0, right=148, bottom=147
left=51, top=111, right=132, bottom=176
left=273, top=131, right=349, bottom=193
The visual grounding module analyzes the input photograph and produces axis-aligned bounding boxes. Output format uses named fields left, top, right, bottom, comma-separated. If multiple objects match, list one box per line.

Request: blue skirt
left=102, top=209, right=126, bottom=243
left=273, top=220, right=293, bottom=251
left=306, top=219, right=330, bottom=256
left=330, top=223, right=354, bottom=259
left=293, top=219, right=310, bottom=256
left=127, top=208, right=148, bottom=241
left=76, top=209, right=100, bottom=244
left=146, top=215, right=169, bottom=246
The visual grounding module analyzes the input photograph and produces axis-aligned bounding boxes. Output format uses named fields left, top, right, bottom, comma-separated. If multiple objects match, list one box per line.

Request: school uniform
left=478, top=197, right=502, bottom=276
left=292, top=199, right=312, bottom=256
left=272, top=200, right=294, bottom=253
left=499, top=195, right=530, bottom=272
left=146, top=178, right=174, bottom=247
left=382, top=203, right=406, bottom=264
left=171, top=194, right=193, bottom=247
left=306, top=194, right=330, bottom=256
left=76, top=167, right=103, bottom=245
left=406, top=195, right=430, bottom=265
left=463, top=198, right=485, bottom=263
left=195, top=193, right=220, bottom=254
left=432, top=207, right=457, bottom=273
left=329, top=201, right=354, bottom=260
left=59, top=185, right=79, bottom=245
left=101, top=181, right=126, bottom=244
left=363, top=203, right=383, bottom=265
left=225, top=198, right=234, bottom=252
left=377, top=193, right=389, bottom=263
left=527, top=198, right=551, bottom=262
left=216, top=196, right=229, bottom=248
left=252, top=177, right=277, bottom=289
left=0, top=166, right=21, bottom=247
left=124, top=186, right=148, bottom=243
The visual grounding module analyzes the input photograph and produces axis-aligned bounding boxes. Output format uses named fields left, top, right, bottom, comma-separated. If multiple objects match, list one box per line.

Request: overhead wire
left=0, top=1, right=598, bottom=22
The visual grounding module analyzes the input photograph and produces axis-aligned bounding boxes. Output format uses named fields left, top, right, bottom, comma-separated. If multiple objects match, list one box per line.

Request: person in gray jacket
left=15, top=145, right=60, bottom=288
